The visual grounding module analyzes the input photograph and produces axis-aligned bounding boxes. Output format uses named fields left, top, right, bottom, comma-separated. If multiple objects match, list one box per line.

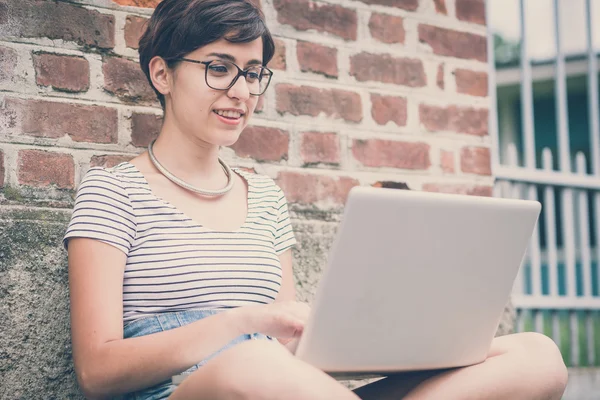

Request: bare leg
left=168, top=339, right=360, bottom=400
left=353, top=332, right=568, bottom=400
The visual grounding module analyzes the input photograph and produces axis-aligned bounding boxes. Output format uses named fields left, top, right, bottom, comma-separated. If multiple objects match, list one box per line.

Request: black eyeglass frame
left=175, top=58, right=273, bottom=96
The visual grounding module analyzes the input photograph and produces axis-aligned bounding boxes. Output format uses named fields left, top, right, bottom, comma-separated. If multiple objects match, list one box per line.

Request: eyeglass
left=176, top=58, right=273, bottom=96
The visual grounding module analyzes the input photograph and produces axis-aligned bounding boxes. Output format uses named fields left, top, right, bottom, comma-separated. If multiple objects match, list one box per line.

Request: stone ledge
left=1, top=218, right=79, bottom=397
left=0, top=205, right=72, bottom=222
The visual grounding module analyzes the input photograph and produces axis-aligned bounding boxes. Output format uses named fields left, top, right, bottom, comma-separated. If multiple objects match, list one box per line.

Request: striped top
left=63, top=162, right=296, bottom=324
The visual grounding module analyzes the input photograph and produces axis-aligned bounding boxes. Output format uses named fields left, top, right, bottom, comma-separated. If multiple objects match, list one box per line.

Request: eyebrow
left=205, top=52, right=263, bottom=67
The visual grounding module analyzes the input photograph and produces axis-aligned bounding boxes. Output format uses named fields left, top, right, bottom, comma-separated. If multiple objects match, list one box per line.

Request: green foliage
left=494, top=33, right=522, bottom=67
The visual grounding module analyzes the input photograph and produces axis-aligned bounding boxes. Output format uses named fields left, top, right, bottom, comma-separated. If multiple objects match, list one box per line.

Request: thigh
left=123, top=310, right=262, bottom=400
left=168, top=339, right=359, bottom=400
left=353, top=333, right=539, bottom=400
left=352, top=369, right=451, bottom=400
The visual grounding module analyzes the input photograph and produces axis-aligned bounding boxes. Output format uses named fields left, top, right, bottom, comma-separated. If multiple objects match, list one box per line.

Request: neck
left=150, top=118, right=227, bottom=187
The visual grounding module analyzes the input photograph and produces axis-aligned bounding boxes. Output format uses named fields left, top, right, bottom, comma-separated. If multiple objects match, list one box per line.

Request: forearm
left=79, top=308, right=246, bottom=398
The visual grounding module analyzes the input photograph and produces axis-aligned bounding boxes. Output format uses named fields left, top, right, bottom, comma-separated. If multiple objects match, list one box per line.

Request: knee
left=211, top=340, right=292, bottom=399
left=514, top=332, right=565, bottom=364
left=211, top=340, right=357, bottom=400
left=511, top=332, right=568, bottom=397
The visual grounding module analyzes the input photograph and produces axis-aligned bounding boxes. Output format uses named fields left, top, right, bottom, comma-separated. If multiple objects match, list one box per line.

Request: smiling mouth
left=213, top=110, right=244, bottom=119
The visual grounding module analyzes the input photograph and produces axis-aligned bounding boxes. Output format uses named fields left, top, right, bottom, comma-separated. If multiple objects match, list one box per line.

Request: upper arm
left=276, top=248, right=296, bottom=302
left=68, top=238, right=126, bottom=379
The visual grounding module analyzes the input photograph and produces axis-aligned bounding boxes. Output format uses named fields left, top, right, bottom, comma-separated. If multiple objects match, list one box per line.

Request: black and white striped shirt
left=64, top=162, right=296, bottom=324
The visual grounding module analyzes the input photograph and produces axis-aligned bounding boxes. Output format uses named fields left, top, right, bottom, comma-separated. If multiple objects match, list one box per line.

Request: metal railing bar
left=519, top=0, right=536, bottom=169
left=495, top=166, right=600, bottom=190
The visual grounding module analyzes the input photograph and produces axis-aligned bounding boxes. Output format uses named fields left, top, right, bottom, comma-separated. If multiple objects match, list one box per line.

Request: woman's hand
left=232, top=301, right=311, bottom=340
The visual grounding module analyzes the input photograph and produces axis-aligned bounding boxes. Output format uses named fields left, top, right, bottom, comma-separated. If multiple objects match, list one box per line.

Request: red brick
left=111, top=0, right=161, bottom=6
left=419, top=104, right=488, bottom=136
left=270, top=39, right=286, bottom=71
left=90, top=154, right=134, bottom=168
left=454, top=69, right=488, bottom=97
left=276, top=171, right=359, bottom=205
left=449, top=106, right=488, bottom=136
left=437, top=64, right=444, bottom=89
left=276, top=84, right=362, bottom=123
left=371, top=94, right=407, bottom=126
left=419, top=104, right=448, bottom=132
left=2, top=98, right=118, bottom=143
left=0, top=46, right=18, bottom=83
left=352, top=139, right=430, bottom=170
left=369, top=13, right=405, bottom=44
left=274, top=0, right=357, bottom=41
left=456, top=0, right=486, bottom=25
left=33, top=52, right=90, bottom=93
left=440, top=150, right=455, bottom=173
left=358, top=0, right=418, bottom=11
left=131, top=113, right=163, bottom=148
left=4, top=0, right=114, bottom=49
left=17, top=150, right=74, bottom=189
left=350, top=53, right=426, bottom=87
left=231, top=126, right=289, bottom=162
left=300, top=132, right=340, bottom=165
left=297, top=41, right=338, bottom=78
left=461, top=147, right=491, bottom=175
left=423, top=183, right=493, bottom=197
left=0, top=150, right=4, bottom=187
left=434, top=0, right=448, bottom=14
left=124, top=15, right=148, bottom=49
left=418, top=24, right=487, bottom=62
left=103, top=57, right=156, bottom=104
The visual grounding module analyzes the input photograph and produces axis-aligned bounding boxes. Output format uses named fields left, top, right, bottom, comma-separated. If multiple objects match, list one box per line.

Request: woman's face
left=165, top=37, right=264, bottom=147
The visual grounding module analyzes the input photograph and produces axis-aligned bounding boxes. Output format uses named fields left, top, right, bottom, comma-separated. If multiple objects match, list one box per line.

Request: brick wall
left=0, top=0, right=492, bottom=204
left=0, top=0, right=501, bottom=397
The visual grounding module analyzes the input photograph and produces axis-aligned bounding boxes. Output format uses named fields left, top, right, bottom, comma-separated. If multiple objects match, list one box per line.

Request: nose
left=227, top=75, right=251, bottom=101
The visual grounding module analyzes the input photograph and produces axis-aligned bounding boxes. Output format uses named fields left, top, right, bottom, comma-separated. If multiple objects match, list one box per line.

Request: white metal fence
left=488, top=0, right=600, bottom=367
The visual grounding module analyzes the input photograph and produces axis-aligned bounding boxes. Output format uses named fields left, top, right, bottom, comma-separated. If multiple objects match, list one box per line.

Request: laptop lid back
left=295, top=187, right=541, bottom=373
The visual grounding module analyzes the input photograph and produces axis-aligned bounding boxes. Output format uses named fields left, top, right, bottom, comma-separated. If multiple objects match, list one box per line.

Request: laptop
left=292, top=186, right=541, bottom=379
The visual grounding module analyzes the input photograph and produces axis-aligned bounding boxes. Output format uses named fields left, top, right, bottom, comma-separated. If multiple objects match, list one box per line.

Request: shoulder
left=65, top=163, right=138, bottom=252
left=79, top=162, right=138, bottom=192
left=233, top=168, right=283, bottom=194
left=75, top=163, right=140, bottom=210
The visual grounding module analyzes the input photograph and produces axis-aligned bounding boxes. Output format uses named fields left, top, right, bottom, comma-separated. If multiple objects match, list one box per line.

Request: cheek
left=197, top=92, right=219, bottom=116
left=247, top=97, right=260, bottom=115
left=175, top=71, right=217, bottom=112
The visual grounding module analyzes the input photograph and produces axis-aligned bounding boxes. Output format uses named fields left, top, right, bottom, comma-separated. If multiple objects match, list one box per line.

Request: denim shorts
left=122, top=308, right=272, bottom=400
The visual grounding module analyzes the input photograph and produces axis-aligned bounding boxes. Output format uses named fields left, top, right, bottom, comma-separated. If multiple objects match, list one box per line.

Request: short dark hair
left=138, top=0, right=275, bottom=108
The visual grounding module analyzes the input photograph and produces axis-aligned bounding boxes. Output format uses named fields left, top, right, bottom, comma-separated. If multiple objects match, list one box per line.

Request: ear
left=148, top=56, right=171, bottom=96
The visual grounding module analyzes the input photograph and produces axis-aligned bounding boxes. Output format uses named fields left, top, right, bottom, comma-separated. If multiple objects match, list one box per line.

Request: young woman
left=64, top=0, right=568, bottom=398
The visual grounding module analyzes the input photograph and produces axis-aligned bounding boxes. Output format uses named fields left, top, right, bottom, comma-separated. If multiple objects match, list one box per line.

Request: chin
left=215, top=132, right=243, bottom=147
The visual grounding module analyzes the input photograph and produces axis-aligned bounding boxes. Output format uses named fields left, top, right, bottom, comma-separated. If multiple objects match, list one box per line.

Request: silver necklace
left=147, top=139, right=234, bottom=197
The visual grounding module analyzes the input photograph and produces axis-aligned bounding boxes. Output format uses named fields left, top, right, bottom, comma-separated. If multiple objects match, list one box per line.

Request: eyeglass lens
left=206, top=61, right=271, bottom=95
